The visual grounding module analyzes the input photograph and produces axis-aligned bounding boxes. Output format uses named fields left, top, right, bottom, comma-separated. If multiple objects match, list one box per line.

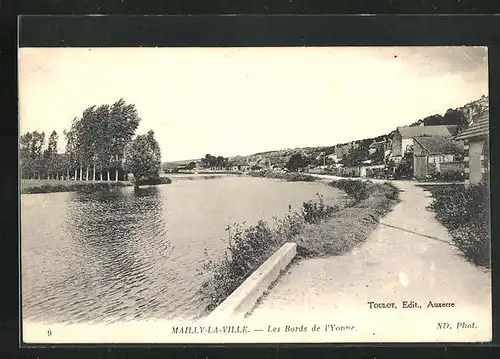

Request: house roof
left=397, top=125, right=458, bottom=138
left=454, top=109, right=489, bottom=141
left=413, top=136, right=463, bottom=155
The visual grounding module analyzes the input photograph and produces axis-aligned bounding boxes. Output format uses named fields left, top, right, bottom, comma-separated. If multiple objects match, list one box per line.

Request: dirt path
left=250, top=180, right=491, bottom=332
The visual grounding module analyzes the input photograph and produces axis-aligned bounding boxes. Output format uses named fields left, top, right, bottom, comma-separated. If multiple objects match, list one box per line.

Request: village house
left=390, top=125, right=459, bottom=158
left=412, top=136, right=464, bottom=179
left=454, top=109, right=490, bottom=185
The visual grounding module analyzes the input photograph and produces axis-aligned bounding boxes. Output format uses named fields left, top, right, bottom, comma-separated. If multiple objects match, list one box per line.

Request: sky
left=19, top=46, right=488, bottom=162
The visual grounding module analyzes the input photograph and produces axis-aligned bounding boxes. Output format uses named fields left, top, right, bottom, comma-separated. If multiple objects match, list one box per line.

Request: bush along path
left=425, top=183, right=490, bottom=268
left=249, top=180, right=492, bottom=323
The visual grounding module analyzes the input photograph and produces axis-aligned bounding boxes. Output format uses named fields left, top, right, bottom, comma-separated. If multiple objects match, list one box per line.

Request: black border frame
left=5, top=13, right=500, bottom=359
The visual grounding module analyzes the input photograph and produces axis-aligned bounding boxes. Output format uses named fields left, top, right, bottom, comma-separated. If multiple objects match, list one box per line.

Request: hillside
left=163, top=95, right=489, bottom=170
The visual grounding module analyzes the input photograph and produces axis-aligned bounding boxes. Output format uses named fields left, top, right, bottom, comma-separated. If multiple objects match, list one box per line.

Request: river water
left=21, top=176, right=346, bottom=324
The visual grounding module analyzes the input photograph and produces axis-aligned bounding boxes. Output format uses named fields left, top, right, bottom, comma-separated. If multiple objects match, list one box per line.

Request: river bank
left=201, top=179, right=399, bottom=313
left=20, top=177, right=172, bottom=194
left=247, top=170, right=316, bottom=182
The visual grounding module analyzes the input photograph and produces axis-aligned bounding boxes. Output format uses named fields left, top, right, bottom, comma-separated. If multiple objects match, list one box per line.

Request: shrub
left=427, top=182, right=490, bottom=268
left=201, top=195, right=340, bottom=310
left=301, top=193, right=338, bottom=224
left=450, top=223, right=490, bottom=268
left=248, top=171, right=316, bottom=182
left=329, top=179, right=371, bottom=202
left=439, top=170, right=464, bottom=182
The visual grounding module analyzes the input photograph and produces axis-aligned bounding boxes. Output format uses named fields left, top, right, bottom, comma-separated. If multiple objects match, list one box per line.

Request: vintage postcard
left=19, top=46, right=491, bottom=344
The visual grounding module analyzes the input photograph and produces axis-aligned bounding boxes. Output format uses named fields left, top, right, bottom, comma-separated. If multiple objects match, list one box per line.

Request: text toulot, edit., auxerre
left=367, top=300, right=456, bottom=309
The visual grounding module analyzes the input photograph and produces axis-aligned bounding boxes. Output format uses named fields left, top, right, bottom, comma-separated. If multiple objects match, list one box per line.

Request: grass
left=200, top=180, right=399, bottom=312
left=296, top=181, right=399, bottom=256
left=135, top=177, right=172, bottom=186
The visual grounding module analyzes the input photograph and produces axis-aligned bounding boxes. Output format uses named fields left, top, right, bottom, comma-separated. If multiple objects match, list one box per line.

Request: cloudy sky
left=19, top=46, right=488, bottom=161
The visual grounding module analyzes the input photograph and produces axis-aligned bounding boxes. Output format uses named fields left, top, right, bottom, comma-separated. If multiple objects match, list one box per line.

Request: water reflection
left=29, top=187, right=172, bottom=324
left=22, top=177, right=347, bottom=324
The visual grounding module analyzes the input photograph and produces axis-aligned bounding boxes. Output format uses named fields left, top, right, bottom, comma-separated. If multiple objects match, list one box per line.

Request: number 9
left=47, top=330, right=52, bottom=336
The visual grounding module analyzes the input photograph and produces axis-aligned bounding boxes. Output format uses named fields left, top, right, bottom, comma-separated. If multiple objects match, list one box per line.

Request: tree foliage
left=409, top=108, right=469, bottom=132
left=286, top=153, right=310, bottom=172
left=343, top=146, right=369, bottom=166
left=124, top=130, right=162, bottom=183
left=20, top=99, right=156, bottom=182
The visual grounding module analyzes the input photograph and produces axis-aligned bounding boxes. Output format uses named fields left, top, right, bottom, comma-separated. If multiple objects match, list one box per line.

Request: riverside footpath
left=248, top=176, right=492, bottom=340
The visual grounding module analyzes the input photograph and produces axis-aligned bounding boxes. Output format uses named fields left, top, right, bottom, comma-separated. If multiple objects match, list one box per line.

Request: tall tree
left=44, top=130, right=59, bottom=179
left=93, top=104, right=112, bottom=181
left=20, top=132, right=33, bottom=159
left=79, top=106, right=97, bottom=181
left=109, top=99, right=141, bottom=181
left=64, top=120, right=79, bottom=180
left=20, top=132, right=33, bottom=178
left=31, top=131, right=45, bottom=179
left=47, top=130, right=58, bottom=155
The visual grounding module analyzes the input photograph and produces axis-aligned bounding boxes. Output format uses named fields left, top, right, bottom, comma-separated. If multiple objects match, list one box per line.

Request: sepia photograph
left=19, top=46, right=491, bottom=343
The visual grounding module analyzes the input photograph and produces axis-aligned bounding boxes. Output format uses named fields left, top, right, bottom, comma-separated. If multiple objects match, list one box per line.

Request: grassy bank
left=21, top=177, right=172, bottom=194
left=424, top=182, right=491, bottom=268
left=296, top=180, right=399, bottom=256
left=135, top=177, right=172, bottom=186
left=21, top=179, right=134, bottom=194
left=247, top=170, right=317, bottom=182
left=201, top=179, right=399, bottom=311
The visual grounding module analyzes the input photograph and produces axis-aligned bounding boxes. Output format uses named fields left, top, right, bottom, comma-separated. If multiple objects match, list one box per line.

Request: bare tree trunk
left=100, top=172, right=103, bottom=181
left=74, top=168, right=77, bottom=180
left=115, top=155, right=119, bottom=181
left=86, top=166, right=89, bottom=181
left=93, top=164, right=96, bottom=181
left=38, top=173, right=40, bottom=180
left=67, top=168, right=70, bottom=180
left=107, top=170, right=110, bottom=182
left=57, top=173, right=59, bottom=180
left=79, top=166, right=83, bottom=181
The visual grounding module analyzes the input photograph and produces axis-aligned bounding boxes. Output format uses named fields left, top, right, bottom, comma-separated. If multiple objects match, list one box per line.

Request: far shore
left=166, top=172, right=243, bottom=178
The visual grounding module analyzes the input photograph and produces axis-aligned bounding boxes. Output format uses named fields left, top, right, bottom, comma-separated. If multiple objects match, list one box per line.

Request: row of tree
left=20, top=130, right=62, bottom=180
left=20, top=99, right=162, bottom=183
